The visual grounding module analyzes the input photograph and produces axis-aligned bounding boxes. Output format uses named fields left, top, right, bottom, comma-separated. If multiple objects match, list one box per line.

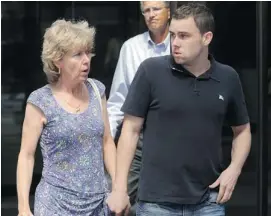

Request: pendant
left=76, top=107, right=80, bottom=113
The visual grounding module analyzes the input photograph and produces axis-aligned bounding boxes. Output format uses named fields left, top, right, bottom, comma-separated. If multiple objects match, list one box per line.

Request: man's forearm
left=230, top=127, right=251, bottom=171
left=113, top=130, right=139, bottom=192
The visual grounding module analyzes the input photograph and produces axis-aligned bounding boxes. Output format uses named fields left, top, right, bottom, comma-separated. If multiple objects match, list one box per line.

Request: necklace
left=63, top=98, right=81, bottom=113
left=55, top=84, right=85, bottom=114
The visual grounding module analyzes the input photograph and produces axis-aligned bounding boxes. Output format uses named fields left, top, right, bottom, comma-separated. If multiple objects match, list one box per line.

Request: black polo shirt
left=121, top=55, right=249, bottom=204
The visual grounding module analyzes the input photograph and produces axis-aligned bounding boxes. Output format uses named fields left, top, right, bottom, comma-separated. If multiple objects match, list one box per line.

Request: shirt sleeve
left=121, top=61, right=151, bottom=118
left=226, top=72, right=250, bottom=126
left=27, top=88, right=52, bottom=121
left=107, top=43, right=131, bottom=137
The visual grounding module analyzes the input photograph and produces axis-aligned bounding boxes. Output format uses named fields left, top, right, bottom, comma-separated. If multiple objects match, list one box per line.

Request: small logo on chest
left=218, top=94, right=224, bottom=101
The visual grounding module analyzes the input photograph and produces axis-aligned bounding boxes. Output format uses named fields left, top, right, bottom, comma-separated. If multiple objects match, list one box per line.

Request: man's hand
left=209, top=164, right=241, bottom=204
left=106, top=190, right=130, bottom=216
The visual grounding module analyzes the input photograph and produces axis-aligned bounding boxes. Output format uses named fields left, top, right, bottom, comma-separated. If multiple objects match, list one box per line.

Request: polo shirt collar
left=169, top=54, right=220, bottom=81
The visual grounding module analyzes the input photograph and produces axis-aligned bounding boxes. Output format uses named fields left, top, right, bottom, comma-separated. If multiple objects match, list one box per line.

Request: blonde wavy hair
left=41, top=19, right=96, bottom=84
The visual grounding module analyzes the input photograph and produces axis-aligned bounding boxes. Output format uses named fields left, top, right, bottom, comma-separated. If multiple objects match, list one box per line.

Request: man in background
left=107, top=1, right=171, bottom=215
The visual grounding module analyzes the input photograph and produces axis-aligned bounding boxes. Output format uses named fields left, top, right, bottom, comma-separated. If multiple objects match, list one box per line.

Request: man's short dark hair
left=172, top=3, right=215, bottom=34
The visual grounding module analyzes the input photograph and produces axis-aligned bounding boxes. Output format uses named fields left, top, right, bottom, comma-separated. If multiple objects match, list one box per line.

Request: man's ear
left=202, top=31, right=213, bottom=46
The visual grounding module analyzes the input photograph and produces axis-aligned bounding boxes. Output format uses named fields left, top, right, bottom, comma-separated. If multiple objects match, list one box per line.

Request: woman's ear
left=54, top=59, right=63, bottom=71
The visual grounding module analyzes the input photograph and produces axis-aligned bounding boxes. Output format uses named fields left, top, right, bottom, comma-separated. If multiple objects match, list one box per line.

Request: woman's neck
left=54, top=79, right=85, bottom=96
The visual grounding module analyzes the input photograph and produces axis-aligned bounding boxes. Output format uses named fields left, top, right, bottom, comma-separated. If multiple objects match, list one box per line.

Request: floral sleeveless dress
left=27, top=79, right=111, bottom=215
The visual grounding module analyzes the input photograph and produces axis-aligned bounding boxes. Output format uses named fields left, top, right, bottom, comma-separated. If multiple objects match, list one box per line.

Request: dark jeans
left=136, top=191, right=225, bottom=216
left=127, top=133, right=143, bottom=216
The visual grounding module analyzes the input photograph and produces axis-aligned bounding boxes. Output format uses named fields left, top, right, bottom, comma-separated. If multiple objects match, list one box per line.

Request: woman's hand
left=18, top=210, right=34, bottom=216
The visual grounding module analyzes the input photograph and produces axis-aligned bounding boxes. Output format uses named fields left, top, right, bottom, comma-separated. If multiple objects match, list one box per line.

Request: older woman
left=16, top=19, right=116, bottom=216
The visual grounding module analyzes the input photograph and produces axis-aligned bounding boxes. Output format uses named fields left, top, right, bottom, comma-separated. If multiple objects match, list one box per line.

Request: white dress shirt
left=107, top=31, right=170, bottom=137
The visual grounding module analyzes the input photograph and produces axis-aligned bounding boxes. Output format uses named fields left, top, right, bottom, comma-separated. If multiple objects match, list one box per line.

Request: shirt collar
left=169, top=54, right=220, bottom=81
left=146, top=31, right=170, bottom=49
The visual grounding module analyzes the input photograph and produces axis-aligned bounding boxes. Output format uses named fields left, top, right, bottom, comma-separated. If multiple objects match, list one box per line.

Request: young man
left=107, top=3, right=251, bottom=216
left=107, top=1, right=170, bottom=214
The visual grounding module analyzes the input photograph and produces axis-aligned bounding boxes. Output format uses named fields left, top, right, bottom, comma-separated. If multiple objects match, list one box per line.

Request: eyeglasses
left=142, top=7, right=166, bottom=16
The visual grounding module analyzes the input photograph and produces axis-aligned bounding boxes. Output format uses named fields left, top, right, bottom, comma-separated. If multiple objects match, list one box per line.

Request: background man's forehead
left=142, top=1, right=166, bottom=8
